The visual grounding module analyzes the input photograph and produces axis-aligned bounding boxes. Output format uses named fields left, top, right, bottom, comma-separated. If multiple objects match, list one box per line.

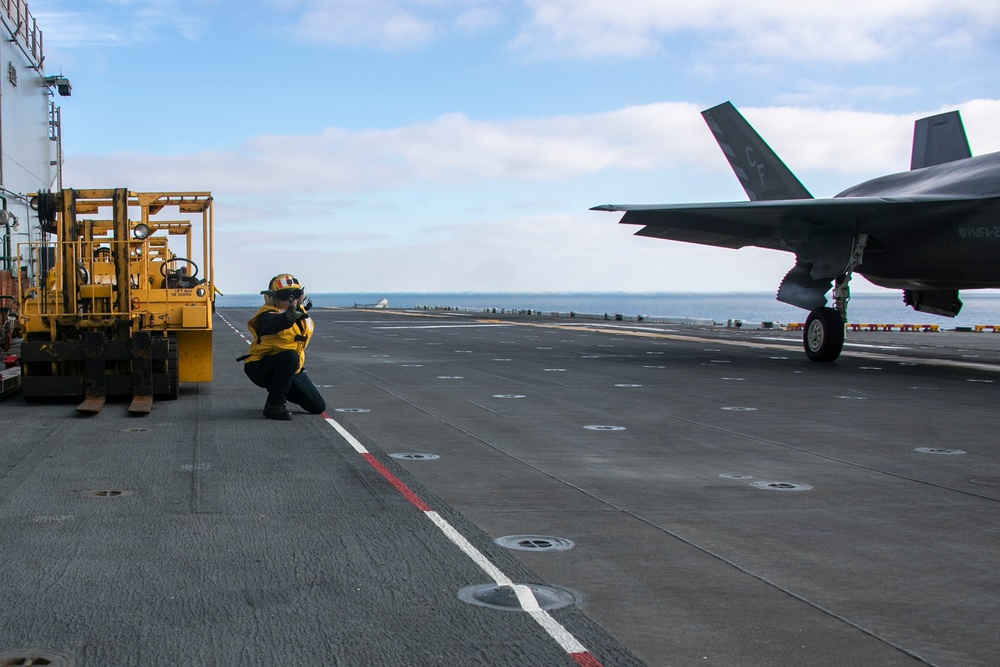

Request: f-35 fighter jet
left=594, top=101, right=1000, bottom=361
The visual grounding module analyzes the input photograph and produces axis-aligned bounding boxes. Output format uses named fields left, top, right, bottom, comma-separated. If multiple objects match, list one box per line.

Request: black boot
left=263, top=402, right=292, bottom=421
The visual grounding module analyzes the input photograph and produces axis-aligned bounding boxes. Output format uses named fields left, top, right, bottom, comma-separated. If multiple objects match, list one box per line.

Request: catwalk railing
left=1, top=0, right=43, bottom=67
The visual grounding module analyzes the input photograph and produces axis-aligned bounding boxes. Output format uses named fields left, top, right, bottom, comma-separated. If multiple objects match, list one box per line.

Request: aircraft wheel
left=804, top=307, right=844, bottom=362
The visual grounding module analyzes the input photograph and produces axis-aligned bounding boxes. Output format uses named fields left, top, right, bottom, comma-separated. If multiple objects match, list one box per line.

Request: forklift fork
left=76, top=331, right=106, bottom=413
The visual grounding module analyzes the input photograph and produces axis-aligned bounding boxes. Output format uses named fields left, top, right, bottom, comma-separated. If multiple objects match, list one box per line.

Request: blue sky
left=34, top=0, right=1000, bottom=295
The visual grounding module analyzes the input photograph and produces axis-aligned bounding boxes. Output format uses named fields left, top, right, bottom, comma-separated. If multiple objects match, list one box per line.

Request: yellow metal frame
left=18, top=188, right=215, bottom=382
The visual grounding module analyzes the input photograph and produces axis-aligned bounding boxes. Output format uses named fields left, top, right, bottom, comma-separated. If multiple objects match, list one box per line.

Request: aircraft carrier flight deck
left=1, top=306, right=998, bottom=667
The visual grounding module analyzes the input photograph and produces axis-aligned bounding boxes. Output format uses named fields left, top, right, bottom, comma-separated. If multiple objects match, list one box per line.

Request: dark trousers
left=243, top=350, right=326, bottom=414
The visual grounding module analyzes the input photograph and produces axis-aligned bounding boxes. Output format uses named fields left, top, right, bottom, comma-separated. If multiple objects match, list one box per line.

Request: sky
left=32, top=0, right=1000, bottom=296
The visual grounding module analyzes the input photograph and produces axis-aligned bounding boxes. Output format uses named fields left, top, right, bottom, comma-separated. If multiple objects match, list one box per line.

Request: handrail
left=1, top=0, right=43, bottom=66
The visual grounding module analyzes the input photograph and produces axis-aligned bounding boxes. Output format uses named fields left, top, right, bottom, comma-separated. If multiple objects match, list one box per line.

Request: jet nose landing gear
left=804, top=307, right=845, bottom=362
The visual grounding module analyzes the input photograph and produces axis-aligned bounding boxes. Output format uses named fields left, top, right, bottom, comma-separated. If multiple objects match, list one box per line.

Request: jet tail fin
left=910, top=110, right=972, bottom=170
left=701, top=102, right=812, bottom=201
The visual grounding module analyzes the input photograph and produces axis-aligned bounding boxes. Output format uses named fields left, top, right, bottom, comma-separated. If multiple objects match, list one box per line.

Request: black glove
left=284, top=302, right=304, bottom=322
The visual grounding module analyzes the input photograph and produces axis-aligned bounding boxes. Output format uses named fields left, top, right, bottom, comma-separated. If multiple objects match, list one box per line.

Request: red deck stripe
left=361, top=452, right=432, bottom=512
left=571, top=651, right=604, bottom=666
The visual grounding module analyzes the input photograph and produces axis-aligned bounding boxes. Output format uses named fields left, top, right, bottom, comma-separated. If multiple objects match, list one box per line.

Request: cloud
left=510, top=0, right=1000, bottom=62
left=35, top=0, right=209, bottom=46
left=48, top=0, right=998, bottom=64
left=67, top=99, right=1000, bottom=201
left=65, top=103, right=702, bottom=193
left=454, top=6, right=504, bottom=33
left=773, top=85, right=923, bottom=108
left=270, top=0, right=502, bottom=49
left=63, top=97, right=1000, bottom=294
left=215, top=209, right=797, bottom=294
left=277, top=0, right=436, bottom=49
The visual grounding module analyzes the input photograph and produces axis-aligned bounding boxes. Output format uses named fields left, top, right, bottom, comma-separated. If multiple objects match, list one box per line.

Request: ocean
left=215, top=291, right=1000, bottom=328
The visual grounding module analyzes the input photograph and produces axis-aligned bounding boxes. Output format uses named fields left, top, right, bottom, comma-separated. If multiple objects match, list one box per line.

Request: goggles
left=274, top=288, right=303, bottom=301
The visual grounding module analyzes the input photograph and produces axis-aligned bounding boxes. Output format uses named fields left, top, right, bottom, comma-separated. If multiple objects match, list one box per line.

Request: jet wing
left=592, top=196, right=990, bottom=251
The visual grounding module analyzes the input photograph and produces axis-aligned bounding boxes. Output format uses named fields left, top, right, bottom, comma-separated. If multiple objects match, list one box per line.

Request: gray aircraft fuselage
left=838, top=152, right=1000, bottom=290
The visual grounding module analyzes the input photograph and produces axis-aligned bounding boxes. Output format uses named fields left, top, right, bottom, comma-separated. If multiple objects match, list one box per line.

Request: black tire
left=152, top=333, right=179, bottom=400
left=803, top=307, right=845, bottom=362
left=164, top=333, right=179, bottom=400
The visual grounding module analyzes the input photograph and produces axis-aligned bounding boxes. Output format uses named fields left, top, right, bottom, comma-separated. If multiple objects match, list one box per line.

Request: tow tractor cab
left=17, top=188, right=215, bottom=414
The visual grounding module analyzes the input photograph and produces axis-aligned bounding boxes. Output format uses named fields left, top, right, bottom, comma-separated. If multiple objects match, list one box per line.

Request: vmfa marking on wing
left=958, top=226, right=1000, bottom=240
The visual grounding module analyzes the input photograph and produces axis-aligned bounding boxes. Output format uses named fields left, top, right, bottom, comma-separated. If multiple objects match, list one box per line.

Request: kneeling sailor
left=240, top=274, right=326, bottom=420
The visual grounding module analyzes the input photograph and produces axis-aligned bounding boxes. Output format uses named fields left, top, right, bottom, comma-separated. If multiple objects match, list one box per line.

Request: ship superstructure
left=0, top=0, right=70, bottom=318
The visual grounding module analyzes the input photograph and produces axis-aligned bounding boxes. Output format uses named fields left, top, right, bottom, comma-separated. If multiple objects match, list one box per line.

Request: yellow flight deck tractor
left=17, top=188, right=216, bottom=413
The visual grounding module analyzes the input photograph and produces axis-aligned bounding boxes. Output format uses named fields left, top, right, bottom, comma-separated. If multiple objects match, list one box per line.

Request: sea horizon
left=215, top=291, right=1000, bottom=328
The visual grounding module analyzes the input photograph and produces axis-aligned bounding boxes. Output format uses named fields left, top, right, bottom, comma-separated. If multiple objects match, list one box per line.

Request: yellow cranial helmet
left=262, top=274, right=305, bottom=303
left=267, top=274, right=303, bottom=293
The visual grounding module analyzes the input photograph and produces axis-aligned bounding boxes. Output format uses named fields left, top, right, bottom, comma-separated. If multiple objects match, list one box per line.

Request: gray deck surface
left=2, top=306, right=999, bottom=666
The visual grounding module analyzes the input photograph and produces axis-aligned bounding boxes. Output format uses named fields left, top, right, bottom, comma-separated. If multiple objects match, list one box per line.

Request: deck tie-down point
left=457, top=583, right=581, bottom=611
